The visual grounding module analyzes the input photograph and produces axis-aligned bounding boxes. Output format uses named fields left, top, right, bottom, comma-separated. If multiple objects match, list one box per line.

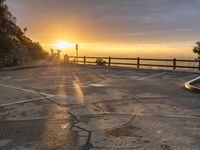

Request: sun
left=55, top=41, right=73, bottom=50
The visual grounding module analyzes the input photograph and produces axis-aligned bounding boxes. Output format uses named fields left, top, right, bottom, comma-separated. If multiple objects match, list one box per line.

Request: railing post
left=84, top=56, right=86, bottom=65
left=108, top=56, right=111, bottom=67
left=198, top=59, right=200, bottom=70
left=137, top=57, right=140, bottom=69
left=173, top=58, right=176, bottom=70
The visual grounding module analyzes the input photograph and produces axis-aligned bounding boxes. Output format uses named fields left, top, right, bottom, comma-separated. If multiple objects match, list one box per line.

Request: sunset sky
left=7, top=0, right=200, bottom=58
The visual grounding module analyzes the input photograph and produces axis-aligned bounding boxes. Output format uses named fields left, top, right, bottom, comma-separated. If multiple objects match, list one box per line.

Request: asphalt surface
left=0, top=65, right=200, bottom=150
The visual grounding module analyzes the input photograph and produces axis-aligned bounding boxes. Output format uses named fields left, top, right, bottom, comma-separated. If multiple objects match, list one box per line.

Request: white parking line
left=0, top=95, right=54, bottom=107
left=137, top=72, right=166, bottom=81
left=0, top=83, right=55, bottom=106
left=0, top=83, right=54, bottom=96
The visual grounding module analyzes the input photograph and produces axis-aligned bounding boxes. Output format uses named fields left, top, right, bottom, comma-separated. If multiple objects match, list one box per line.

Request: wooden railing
left=68, top=56, right=200, bottom=70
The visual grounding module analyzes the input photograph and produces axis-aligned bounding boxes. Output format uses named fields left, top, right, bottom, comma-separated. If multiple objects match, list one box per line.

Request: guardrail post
left=137, top=57, right=140, bottom=68
left=198, top=59, right=200, bottom=70
left=173, top=58, right=176, bottom=70
left=84, top=56, right=86, bottom=65
left=108, top=56, right=111, bottom=67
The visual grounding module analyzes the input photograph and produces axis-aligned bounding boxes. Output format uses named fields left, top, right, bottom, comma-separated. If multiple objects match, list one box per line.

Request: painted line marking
left=137, top=72, right=166, bottom=81
left=0, top=95, right=54, bottom=107
left=0, top=83, right=54, bottom=96
left=0, top=83, right=55, bottom=106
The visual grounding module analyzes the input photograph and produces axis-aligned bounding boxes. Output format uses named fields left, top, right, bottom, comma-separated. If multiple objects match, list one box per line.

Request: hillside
left=0, top=0, right=48, bottom=67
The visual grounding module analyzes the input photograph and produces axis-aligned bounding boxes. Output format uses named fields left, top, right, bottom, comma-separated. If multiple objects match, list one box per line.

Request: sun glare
left=55, top=41, right=73, bottom=50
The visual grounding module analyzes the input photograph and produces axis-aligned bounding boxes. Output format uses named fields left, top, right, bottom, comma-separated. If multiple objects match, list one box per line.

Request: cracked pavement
left=0, top=65, right=200, bottom=150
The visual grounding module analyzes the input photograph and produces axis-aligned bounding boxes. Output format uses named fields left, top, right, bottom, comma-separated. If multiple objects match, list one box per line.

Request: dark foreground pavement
left=0, top=65, right=200, bottom=150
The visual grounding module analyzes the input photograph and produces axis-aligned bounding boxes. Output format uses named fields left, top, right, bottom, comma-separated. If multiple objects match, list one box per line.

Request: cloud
left=7, top=0, right=200, bottom=43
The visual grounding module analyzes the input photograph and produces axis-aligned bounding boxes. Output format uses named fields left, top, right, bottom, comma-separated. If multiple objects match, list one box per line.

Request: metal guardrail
left=69, top=56, right=200, bottom=70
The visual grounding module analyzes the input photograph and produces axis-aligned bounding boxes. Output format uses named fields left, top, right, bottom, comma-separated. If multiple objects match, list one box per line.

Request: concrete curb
left=185, top=76, right=200, bottom=93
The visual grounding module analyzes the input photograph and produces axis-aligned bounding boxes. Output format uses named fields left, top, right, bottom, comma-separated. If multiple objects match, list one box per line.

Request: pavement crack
left=72, top=124, right=92, bottom=150
left=73, top=113, right=136, bottom=132
left=39, top=94, right=80, bottom=124
left=83, top=131, right=92, bottom=150
left=73, top=125, right=90, bottom=133
left=101, top=114, right=137, bottom=131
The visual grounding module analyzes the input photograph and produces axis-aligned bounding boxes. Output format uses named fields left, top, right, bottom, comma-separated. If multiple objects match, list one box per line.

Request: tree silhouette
left=193, top=41, right=200, bottom=60
left=0, top=0, right=48, bottom=66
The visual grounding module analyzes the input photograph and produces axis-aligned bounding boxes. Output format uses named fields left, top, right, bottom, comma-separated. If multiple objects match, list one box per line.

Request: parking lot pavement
left=0, top=65, right=200, bottom=150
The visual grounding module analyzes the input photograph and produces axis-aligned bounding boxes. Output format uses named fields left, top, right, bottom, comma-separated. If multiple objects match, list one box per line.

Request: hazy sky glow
left=7, top=0, right=200, bottom=58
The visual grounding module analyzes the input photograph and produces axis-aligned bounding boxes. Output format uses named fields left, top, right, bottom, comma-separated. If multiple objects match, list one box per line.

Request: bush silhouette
left=193, top=41, right=200, bottom=60
left=96, top=58, right=107, bottom=66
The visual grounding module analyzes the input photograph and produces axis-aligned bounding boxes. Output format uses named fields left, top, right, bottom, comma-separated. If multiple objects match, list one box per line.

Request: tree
left=193, top=41, right=200, bottom=60
left=0, top=0, right=48, bottom=67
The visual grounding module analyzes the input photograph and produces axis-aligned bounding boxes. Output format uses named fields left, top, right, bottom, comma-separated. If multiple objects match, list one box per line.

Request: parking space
left=0, top=65, right=200, bottom=149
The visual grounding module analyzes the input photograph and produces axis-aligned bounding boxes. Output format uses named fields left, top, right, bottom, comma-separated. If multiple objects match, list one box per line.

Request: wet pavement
left=0, top=65, right=200, bottom=150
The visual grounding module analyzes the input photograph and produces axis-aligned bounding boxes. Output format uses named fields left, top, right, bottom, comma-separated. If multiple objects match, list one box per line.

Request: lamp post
left=76, top=44, right=79, bottom=64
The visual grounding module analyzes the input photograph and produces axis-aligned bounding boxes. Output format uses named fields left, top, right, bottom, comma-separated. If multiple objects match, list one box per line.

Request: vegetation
left=193, top=41, right=200, bottom=60
left=96, top=58, right=107, bottom=66
left=0, top=0, right=48, bottom=66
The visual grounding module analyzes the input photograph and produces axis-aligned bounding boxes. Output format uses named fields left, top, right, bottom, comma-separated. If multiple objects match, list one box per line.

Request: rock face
left=0, top=0, right=48, bottom=67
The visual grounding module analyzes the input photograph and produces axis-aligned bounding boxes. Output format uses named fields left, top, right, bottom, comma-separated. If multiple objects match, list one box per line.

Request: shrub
left=193, top=41, right=200, bottom=60
left=96, top=58, right=107, bottom=66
